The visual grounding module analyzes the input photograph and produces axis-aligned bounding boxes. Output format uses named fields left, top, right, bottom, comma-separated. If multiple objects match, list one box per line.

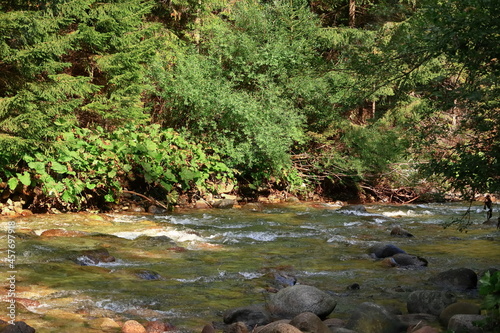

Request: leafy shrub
left=8, top=124, right=234, bottom=209
left=477, top=270, right=500, bottom=331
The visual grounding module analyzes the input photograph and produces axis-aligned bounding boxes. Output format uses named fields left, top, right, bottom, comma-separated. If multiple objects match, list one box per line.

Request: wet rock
left=390, top=226, right=414, bottom=237
left=337, top=205, right=367, bottom=214
left=241, top=203, right=264, bottom=212
left=195, top=201, right=211, bottom=209
left=369, top=243, right=406, bottom=258
left=438, top=302, right=481, bottom=327
left=90, top=317, right=121, bottom=331
left=167, top=246, right=188, bottom=252
left=430, top=268, right=478, bottom=291
left=223, top=304, right=272, bottom=327
left=289, top=312, right=330, bottom=333
left=41, top=228, right=89, bottom=237
left=256, top=322, right=302, bottom=333
left=127, top=204, right=146, bottom=213
left=380, top=257, right=397, bottom=267
left=391, top=253, right=428, bottom=267
left=263, top=269, right=298, bottom=291
left=213, top=199, right=236, bottom=209
left=346, top=283, right=360, bottom=290
left=345, top=302, right=407, bottom=333
left=131, top=235, right=176, bottom=248
left=268, top=285, right=337, bottom=319
left=407, top=290, right=457, bottom=316
left=447, top=314, right=485, bottom=333
left=73, top=248, right=115, bottom=266
left=273, top=273, right=297, bottom=288
left=148, top=205, right=167, bottom=214
left=122, top=320, right=147, bottom=333
left=0, top=320, right=36, bottom=333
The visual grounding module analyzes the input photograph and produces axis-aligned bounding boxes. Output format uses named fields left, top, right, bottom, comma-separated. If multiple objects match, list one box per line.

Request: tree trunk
left=349, top=0, right=356, bottom=27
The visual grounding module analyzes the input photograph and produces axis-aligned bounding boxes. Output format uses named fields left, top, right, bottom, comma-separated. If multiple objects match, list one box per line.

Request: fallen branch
left=122, top=190, right=169, bottom=211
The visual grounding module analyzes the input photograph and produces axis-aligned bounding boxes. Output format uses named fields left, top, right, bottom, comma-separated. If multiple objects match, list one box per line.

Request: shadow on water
left=1, top=202, right=499, bottom=332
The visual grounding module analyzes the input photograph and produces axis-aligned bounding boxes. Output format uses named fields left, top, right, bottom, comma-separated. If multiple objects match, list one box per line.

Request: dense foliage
left=478, top=270, right=500, bottom=331
left=0, top=0, right=498, bottom=210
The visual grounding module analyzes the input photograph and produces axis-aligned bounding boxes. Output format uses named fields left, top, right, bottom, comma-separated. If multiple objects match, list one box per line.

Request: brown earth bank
left=0, top=179, right=462, bottom=218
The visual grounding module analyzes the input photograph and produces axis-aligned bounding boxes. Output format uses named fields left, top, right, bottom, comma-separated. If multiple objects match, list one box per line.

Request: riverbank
left=0, top=180, right=470, bottom=219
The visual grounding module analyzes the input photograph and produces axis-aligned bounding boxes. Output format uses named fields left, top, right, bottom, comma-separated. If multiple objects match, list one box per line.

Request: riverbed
left=1, top=202, right=499, bottom=332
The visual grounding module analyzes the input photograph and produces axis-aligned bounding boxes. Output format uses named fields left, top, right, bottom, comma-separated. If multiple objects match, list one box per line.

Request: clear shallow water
left=1, top=202, right=499, bottom=332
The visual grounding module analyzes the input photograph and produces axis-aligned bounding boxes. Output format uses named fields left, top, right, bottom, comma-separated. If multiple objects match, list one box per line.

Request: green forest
left=0, top=0, right=499, bottom=212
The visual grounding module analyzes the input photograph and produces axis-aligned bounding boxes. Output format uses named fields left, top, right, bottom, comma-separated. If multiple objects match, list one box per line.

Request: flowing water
left=1, top=202, right=499, bottom=332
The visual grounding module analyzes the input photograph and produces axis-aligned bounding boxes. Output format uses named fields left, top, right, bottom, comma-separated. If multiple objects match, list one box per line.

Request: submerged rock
left=134, top=269, right=163, bottom=280
left=131, top=235, right=177, bottom=248
left=337, top=205, right=367, bottom=214
left=268, top=285, right=337, bottom=319
left=41, top=228, right=89, bottom=237
left=390, top=226, right=414, bottom=237
left=391, top=253, right=428, bottom=267
left=369, top=243, right=407, bottom=258
left=73, top=248, right=115, bottom=266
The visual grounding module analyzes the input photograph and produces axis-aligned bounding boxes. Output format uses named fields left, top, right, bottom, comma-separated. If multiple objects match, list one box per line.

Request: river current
left=1, top=202, right=499, bottom=332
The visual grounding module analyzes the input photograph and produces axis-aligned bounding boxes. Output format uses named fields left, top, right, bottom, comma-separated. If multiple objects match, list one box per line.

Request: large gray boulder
left=429, top=268, right=478, bottom=291
left=407, top=291, right=457, bottom=316
left=268, top=285, right=337, bottom=319
left=345, top=302, right=407, bottom=333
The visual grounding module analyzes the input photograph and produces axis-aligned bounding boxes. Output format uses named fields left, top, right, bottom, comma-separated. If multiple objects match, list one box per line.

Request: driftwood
left=122, top=190, right=169, bottom=210
left=361, top=184, right=420, bottom=204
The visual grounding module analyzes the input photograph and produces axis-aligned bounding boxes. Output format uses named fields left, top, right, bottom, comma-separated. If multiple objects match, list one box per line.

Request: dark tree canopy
left=0, top=0, right=498, bottom=210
